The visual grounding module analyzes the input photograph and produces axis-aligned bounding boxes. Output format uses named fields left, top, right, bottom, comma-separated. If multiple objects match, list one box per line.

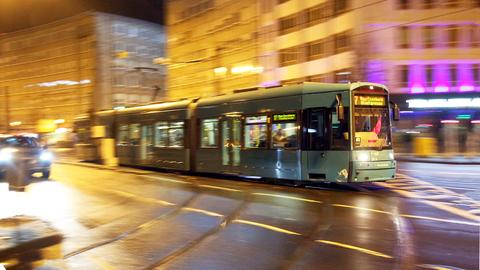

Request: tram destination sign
left=354, top=95, right=386, bottom=106
left=273, top=113, right=296, bottom=121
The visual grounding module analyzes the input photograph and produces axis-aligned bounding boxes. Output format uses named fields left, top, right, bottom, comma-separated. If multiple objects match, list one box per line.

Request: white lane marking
left=315, top=240, right=393, bottom=259
left=377, top=181, right=480, bottom=223
left=110, top=190, right=176, bottom=206
left=198, top=184, right=241, bottom=192
left=182, top=207, right=224, bottom=217
left=141, top=175, right=190, bottom=184
left=398, top=169, right=479, bottom=176
left=332, top=204, right=479, bottom=227
left=232, top=219, right=301, bottom=235
left=252, top=193, right=322, bottom=204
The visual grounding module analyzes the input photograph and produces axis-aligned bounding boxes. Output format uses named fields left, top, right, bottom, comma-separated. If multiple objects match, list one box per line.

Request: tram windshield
left=353, top=107, right=391, bottom=149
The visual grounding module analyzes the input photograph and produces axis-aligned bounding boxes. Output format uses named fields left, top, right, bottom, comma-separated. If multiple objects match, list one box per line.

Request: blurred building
left=166, top=0, right=260, bottom=99
left=0, top=12, right=166, bottom=137
left=167, top=0, right=479, bottom=154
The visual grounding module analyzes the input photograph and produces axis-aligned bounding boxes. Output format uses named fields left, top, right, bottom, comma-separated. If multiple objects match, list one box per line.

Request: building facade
left=0, top=12, right=166, bottom=136
left=167, top=0, right=480, bottom=154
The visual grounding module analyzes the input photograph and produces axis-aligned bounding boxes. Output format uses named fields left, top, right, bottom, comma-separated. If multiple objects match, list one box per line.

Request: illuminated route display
left=354, top=95, right=386, bottom=106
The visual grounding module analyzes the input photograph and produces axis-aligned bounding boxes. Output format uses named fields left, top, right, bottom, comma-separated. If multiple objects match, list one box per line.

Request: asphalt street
left=0, top=162, right=478, bottom=270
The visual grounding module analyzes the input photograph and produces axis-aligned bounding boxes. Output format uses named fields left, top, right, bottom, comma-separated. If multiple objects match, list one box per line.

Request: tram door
left=221, top=116, right=241, bottom=173
left=140, top=125, right=154, bottom=162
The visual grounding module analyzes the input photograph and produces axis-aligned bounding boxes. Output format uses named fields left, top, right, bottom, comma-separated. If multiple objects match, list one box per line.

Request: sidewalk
left=395, top=154, right=480, bottom=165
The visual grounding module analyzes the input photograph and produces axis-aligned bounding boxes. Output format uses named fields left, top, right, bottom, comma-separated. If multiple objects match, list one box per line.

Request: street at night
left=1, top=161, right=477, bottom=270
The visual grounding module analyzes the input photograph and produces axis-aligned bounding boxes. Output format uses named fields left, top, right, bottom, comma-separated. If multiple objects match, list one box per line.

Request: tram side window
left=169, top=121, right=184, bottom=148
left=305, top=109, right=327, bottom=150
left=200, top=119, right=218, bottom=148
left=271, top=113, right=298, bottom=149
left=244, top=116, right=267, bottom=148
left=331, top=110, right=349, bottom=150
left=118, top=125, right=129, bottom=145
left=129, top=124, right=140, bottom=145
left=155, top=122, right=169, bottom=147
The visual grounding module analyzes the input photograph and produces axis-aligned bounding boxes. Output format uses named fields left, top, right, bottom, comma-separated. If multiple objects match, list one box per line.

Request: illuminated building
left=0, top=12, right=165, bottom=133
left=167, top=0, right=479, bottom=154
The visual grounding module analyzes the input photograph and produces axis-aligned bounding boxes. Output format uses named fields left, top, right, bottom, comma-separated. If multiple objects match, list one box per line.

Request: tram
left=75, top=82, right=399, bottom=183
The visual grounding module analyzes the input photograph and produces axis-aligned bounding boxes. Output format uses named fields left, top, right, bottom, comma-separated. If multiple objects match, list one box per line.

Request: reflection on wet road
left=0, top=162, right=478, bottom=270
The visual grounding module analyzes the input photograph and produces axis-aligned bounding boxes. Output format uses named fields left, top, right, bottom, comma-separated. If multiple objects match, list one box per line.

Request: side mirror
left=391, top=102, right=400, bottom=121
left=336, top=94, right=345, bottom=121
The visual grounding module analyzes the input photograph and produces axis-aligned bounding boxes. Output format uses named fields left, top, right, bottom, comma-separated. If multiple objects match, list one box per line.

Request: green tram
left=76, top=82, right=399, bottom=183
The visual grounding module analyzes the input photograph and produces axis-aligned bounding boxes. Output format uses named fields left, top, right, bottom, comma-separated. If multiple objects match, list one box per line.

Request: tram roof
left=95, top=82, right=387, bottom=116
left=197, top=82, right=387, bottom=107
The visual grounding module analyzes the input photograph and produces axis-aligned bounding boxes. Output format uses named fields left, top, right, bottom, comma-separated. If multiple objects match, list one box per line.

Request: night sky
left=0, top=0, right=164, bottom=33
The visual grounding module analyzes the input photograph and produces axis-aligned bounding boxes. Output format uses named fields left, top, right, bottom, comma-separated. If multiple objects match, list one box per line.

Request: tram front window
left=354, top=107, right=391, bottom=149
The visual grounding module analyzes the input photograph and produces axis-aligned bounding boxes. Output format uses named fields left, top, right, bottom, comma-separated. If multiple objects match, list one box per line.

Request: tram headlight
left=39, top=151, right=53, bottom=162
left=0, top=148, right=17, bottom=162
left=358, top=153, right=370, bottom=162
left=389, top=152, right=394, bottom=160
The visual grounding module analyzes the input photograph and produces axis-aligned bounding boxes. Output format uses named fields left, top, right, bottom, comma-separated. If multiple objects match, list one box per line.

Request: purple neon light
left=459, top=85, right=474, bottom=92
left=411, top=85, right=425, bottom=94
left=434, top=86, right=449, bottom=93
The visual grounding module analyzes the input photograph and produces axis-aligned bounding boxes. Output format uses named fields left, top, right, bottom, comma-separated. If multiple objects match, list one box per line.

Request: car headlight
left=39, top=151, right=53, bottom=162
left=358, top=153, right=369, bottom=162
left=0, top=148, right=17, bottom=162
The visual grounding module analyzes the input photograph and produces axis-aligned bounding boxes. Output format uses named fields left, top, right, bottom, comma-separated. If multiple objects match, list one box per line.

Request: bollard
left=6, top=159, right=30, bottom=192
left=413, top=137, right=438, bottom=157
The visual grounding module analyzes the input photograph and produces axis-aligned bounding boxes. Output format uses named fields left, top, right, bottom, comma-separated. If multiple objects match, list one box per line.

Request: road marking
left=198, top=184, right=241, bottom=192
left=142, top=175, right=190, bottom=184
left=183, top=207, right=224, bottom=217
left=90, top=255, right=116, bottom=270
left=377, top=174, right=480, bottom=222
left=333, top=204, right=479, bottom=227
left=417, top=264, right=456, bottom=270
left=110, top=190, right=176, bottom=206
left=398, top=169, right=479, bottom=176
left=232, top=219, right=301, bottom=235
left=252, top=193, right=322, bottom=204
left=315, top=240, right=392, bottom=259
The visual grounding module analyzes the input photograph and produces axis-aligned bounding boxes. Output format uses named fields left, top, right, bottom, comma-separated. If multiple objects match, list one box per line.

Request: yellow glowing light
left=53, top=119, right=65, bottom=124
left=9, top=121, right=21, bottom=126
left=231, top=65, right=264, bottom=74
left=213, top=66, right=228, bottom=74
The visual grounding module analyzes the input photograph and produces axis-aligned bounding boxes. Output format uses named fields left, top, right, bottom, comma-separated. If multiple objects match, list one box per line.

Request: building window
left=426, top=65, right=434, bottom=87
left=449, top=64, right=458, bottom=87
left=335, top=69, right=352, bottom=83
left=398, top=26, right=410, bottom=49
left=307, top=74, right=328, bottom=83
left=473, top=64, right=479, bottom=85
left=471, top=25, right=480, bottom=47
left=423, top=26, right=435, bottom=48
left=444, top=0, right=459, bottom=8
left=397, top=0, right=410, bottom=9
left=447, top=25, right=459, bottom=47
left=399, top=65, right=409, bottom=87
left=334, top=31, right=351, bottom=54
left=200, top=119, right=218, bottom=148
left=334, top=0, right=349, bottom=15
left=307, top=3, right=331, bottom=26
left=279, top=14, right=298, bottom=35
left=279, top=47, right=300, bottom=66
left=423, top=0, right=435, bottom=8
left=307, top=39, right=325, bottom=60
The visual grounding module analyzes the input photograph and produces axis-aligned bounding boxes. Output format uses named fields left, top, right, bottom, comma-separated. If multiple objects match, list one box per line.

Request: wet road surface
left=0, top=162, right=478, bottom=270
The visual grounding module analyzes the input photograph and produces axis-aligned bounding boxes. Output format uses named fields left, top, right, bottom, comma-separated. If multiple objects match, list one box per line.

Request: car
left=0, top=135, right=53, bottom=179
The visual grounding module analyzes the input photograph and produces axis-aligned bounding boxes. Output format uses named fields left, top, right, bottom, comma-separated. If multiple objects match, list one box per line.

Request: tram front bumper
left=350, top=160, right=396, bottom=182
